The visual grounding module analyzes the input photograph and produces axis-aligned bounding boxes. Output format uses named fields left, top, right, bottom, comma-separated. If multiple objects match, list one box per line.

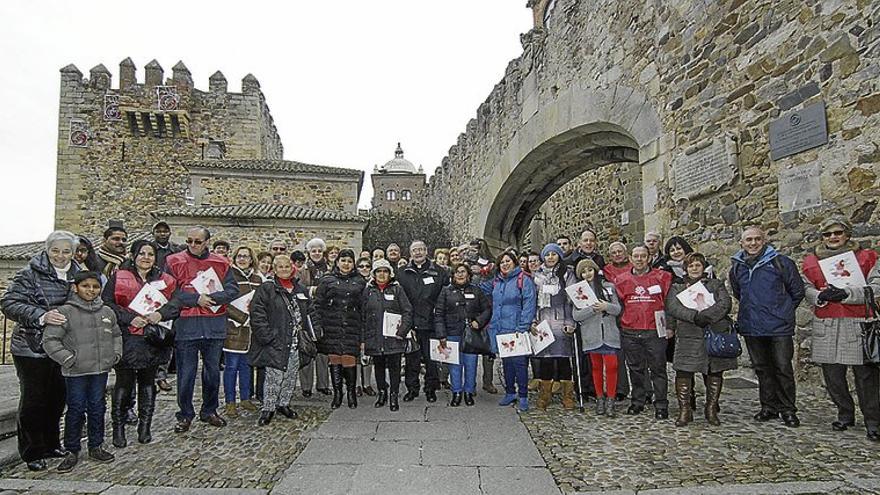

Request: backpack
left=493, top=270, right=531, bottom=291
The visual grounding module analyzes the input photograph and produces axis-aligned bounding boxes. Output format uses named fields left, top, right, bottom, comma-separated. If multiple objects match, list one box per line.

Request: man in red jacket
left=615, top=245, right=673, bottom=418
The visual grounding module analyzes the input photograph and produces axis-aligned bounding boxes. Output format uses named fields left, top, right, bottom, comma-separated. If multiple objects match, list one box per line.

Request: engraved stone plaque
left=778, top=162, right=822, bottom=213
left=769, top=101, right=828, bottom=161
left=673, top=135, right=738, bottom=200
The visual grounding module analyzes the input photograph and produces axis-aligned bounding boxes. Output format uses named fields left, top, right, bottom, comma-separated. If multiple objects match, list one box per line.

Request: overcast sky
left=0, top=1, right=533, bottom=245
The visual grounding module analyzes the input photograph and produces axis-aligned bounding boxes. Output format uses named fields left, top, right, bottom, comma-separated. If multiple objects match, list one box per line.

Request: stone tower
left=370, top=143, right=426, bottom=212
left=55, top=58, right=283, bottom=235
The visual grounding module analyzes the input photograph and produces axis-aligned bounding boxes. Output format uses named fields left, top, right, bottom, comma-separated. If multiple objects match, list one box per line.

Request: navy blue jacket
left=729, top=246, right=805, bottom=337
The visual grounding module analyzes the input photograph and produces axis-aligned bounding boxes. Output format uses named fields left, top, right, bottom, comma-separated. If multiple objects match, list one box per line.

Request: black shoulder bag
left=861, top=286, right=880, bottom=364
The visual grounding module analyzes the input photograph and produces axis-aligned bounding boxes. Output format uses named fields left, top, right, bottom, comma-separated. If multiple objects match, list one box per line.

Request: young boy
left=43, top=271, right=122, bottom=472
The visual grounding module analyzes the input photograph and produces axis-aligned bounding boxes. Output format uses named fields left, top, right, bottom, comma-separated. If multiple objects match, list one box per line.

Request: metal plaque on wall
left=672, top=134, right=739, bottom=200
left=769, top=101, right=828, bottom=161
left=778, top=162, right=822, bottom=213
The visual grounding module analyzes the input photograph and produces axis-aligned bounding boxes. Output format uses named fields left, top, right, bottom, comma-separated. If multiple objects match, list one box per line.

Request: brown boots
left=704, top=374, right=723, bottom=426
left=674, top=374, right=694, bottom=427
left=537, top=380, right=553, bottom=410
left=560, top=380, right=576, bottom=410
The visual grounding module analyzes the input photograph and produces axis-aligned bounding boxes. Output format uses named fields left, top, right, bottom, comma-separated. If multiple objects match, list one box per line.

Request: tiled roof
left=153, top=203, right=366, bottom=222
left=0, top=231, right=152, bottom=261
left=183, top=159, right=363, bottom=177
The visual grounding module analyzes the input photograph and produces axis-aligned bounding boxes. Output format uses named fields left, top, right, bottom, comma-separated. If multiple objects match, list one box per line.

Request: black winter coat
left=248, top=278, right=322, bottom=371
left=397, top=261, right=448, bottom=335
left=361, top=281, right=412, bottom=356
left=315, top=268, right=366, bottom=356
left=101, top=266, right=179, bottom=369
left=1, top=252, right=81, bottom=357
left=433, top=282, right=491, bottom=338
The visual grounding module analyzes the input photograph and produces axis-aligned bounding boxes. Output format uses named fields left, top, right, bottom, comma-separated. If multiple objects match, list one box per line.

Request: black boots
left=450, top=393, right=462, bottom=407
left=463, top=393, right=475, bottom=406
left=343, top=367, right=358, bottom=409
left=111, top=386, right=129, bottom=448
left=705, top=373, right=723, bottom=426
left=330, top=365, right=344, bottom=409
left=375, top=389, right=388, bottom=408
left=389, top=393, right=400, bottom=411
left=675, top=374, right=693, bottom=427
left=258, top=410, right=274, bottom=426
left=137, top=384, right=156, bottom=444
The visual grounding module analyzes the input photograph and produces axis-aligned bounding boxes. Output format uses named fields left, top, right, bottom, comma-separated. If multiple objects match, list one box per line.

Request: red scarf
left=278, top=277, right=294, bottom=291
left=377, top=281, right=389, bottom=291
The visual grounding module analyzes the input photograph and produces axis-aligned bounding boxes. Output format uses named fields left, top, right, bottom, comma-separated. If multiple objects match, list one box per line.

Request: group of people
left=2, top=217, right=879, bottom=473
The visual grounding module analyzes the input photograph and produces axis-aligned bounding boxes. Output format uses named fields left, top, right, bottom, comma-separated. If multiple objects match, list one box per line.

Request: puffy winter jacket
left=1, top=252, right=82, bottom=358
left=488, top=267, right=537, bottom=354
left=729, top=246, right=805, bottom=337
left=397, top=260, right=449, bottom=335
left=248, top=278, right=321, bottom=371
left=361, top=280, right=413, bottom=356
left=42, top=294, right=122, bottom=377
left=102, top=265, right=178, bottom=369
left=315, top=268, right=366, bottom=356
left=433, top=282, right=491, bottom=339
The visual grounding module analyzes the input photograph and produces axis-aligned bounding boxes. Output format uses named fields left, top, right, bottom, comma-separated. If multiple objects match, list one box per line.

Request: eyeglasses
left=822, top=230, right=846, bottom=238
left=357, top=264, right=371, bottom=269
left=270, top=247, right=287, bottom=252
left=235, top=254, right=253, bottom=259
left=185, top=239, right=205, bottom=245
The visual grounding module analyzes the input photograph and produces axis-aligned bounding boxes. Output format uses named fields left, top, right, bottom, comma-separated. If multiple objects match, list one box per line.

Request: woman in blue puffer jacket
left=489, top=251, right=537, bottom=412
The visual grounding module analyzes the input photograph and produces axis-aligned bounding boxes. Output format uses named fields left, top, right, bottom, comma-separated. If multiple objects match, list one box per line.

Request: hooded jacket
left=42, top=293, right=122, bottom=377
left=729, top=245, right=805, bottom=337
left=1, top=252, right=82, bottom=358
left=488, top=267, right=537, bottom=354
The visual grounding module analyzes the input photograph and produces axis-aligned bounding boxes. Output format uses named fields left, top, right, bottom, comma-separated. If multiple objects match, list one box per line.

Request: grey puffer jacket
left=572, top=281, right=622, bottom=352
left=1, top=252, right=82, bottom=358
left=42, top=294, right=122, bottom=377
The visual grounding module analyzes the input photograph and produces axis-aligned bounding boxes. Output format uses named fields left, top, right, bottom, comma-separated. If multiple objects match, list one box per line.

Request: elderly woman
left=434, top=264, right=491, bottom=406
left=665, top=253, right=735, bottom=427
left=361, top=259, right=412, bottom=411
left=433, top=248, right=450, bottom=269
left=1, top=231, right=82, bottom=471
left=102, top=240, right=177, bottom=446
left=802, top=218, right=880, bottom=441
left=531, top=243, right=577, bottom=410
left=573, top=259, right=622, bottom=417
left=223, top=246, right=264, bottom=417
left=315, top=249, right=366, bottom=409
left=248, top=255, right=321, bottom=426
left=490, top=251, right=537, bottom=412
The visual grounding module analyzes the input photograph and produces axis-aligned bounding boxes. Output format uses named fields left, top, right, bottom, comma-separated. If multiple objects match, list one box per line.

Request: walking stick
left=572, top=332, right=585, bottom=413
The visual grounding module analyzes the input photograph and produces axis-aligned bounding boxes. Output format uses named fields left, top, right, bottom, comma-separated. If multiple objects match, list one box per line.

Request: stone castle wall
left=55, top=60, right=283, bottom=236
left=424, top=0, right=880, bottom=378
left=194, top=175, right=359, bottom=212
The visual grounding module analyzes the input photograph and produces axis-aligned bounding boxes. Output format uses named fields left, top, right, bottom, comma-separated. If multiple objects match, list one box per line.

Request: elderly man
left=398, top=240, right=449, bottom=402
left=644, top=231, right=666, bottom=270
left=298, top=237, right=331, bottom=397
left=386, top=243, right=402, bottom=267
left=730, top=226, right=805, bottom=427
left=267, top=239, right=288, bottom=256
left=615, top=245, right=672, bottom=419
left=165, top=226, right=240, bottom=432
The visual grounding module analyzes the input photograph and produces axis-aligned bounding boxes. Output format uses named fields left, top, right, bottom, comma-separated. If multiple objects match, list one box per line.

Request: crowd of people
left=2, top=217, right=879, bottom=473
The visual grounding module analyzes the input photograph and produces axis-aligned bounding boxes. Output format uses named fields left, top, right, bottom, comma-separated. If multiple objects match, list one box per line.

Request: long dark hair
left=76, top=235, right=101, bottom=271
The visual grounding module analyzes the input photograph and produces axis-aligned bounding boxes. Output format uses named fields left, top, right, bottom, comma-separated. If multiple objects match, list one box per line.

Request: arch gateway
left=424, top=0, right=879, bottom=266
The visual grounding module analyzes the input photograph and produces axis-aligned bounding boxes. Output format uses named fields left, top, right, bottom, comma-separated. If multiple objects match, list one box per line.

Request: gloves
left=693, top=312, right=712, bottom=328
left=818, top=285, right=848, bottom=303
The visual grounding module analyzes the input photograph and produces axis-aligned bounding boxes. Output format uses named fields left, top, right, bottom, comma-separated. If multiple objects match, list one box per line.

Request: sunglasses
left=822, top=230, right=846, bottom=238
left=358, top=264, right=371, bottom=269
left=185, top=239, right=205, bottom=245
left=271, top=247, right=287, bottom=252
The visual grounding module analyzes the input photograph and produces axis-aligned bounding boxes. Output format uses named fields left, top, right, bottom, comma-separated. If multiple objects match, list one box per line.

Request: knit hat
left=575, top=258, right=600, bottom=279
left=819, top=216, right=852, bottom=234
left=541, top=243, right=565, bottom=262
left=372, top=258, right=394, bottom=278
left=73, top=271, right=101, bottom=285
left=337, top=249, right=356, bottom=261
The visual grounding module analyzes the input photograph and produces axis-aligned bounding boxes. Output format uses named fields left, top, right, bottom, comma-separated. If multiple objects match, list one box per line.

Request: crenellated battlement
left=60, top=58, right=263, bottom=96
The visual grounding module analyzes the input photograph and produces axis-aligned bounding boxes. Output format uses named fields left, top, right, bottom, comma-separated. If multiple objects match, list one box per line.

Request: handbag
left=144, top=324, right=175, bottom=348
left=283, top=292, right=317, bottom=359
left=404, top=331, right=420, bottom=354
left=704, top=318, right=742, bottom=359
left=861, top=287, right=880, bottom=364
left=462, top=322, right=492, bottom=355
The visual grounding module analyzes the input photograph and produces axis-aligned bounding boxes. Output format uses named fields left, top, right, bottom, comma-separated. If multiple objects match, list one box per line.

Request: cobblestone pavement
left=519, top=373, right=880, bottom=494
left=0, top=383, right=330, bottom=491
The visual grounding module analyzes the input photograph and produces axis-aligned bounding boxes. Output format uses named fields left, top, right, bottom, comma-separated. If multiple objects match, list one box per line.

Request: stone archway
left=477, top=83, right=663, bottom=251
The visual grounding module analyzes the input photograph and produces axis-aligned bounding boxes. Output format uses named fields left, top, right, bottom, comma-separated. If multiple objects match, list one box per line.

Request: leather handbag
left=404, top=331, right=420, bottom=354
left=861, top=287, right=880, bottom=364
left=462, top=322, right=492, bottom=355
left=704, top=318, right=742, bottom=359
left=144, top=324, right=175, bottom=348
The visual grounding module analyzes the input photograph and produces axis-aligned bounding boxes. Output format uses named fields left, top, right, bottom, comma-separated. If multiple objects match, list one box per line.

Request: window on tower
left=385, top=190, right=397, bottom=201
left=401, top=190, right=412, bottom=201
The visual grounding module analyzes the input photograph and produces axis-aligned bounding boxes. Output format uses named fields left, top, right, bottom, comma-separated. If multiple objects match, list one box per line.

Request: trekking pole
left=572, top=333, right=585, bottom=412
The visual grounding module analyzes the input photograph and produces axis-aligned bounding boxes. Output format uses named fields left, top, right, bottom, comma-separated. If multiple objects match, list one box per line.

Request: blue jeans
left=64, top=373, right=108, bottom=453
left=446, top=336, right=478, bottom=393
left=176, top=338, right=224, bottom=421
left=223, top=351, right=252, bottom=404
left=502, top=355, right=529, bottom=398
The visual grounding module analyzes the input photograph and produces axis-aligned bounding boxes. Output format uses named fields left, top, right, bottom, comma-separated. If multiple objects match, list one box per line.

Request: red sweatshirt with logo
left=615, top=268, right=673, bottom=330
